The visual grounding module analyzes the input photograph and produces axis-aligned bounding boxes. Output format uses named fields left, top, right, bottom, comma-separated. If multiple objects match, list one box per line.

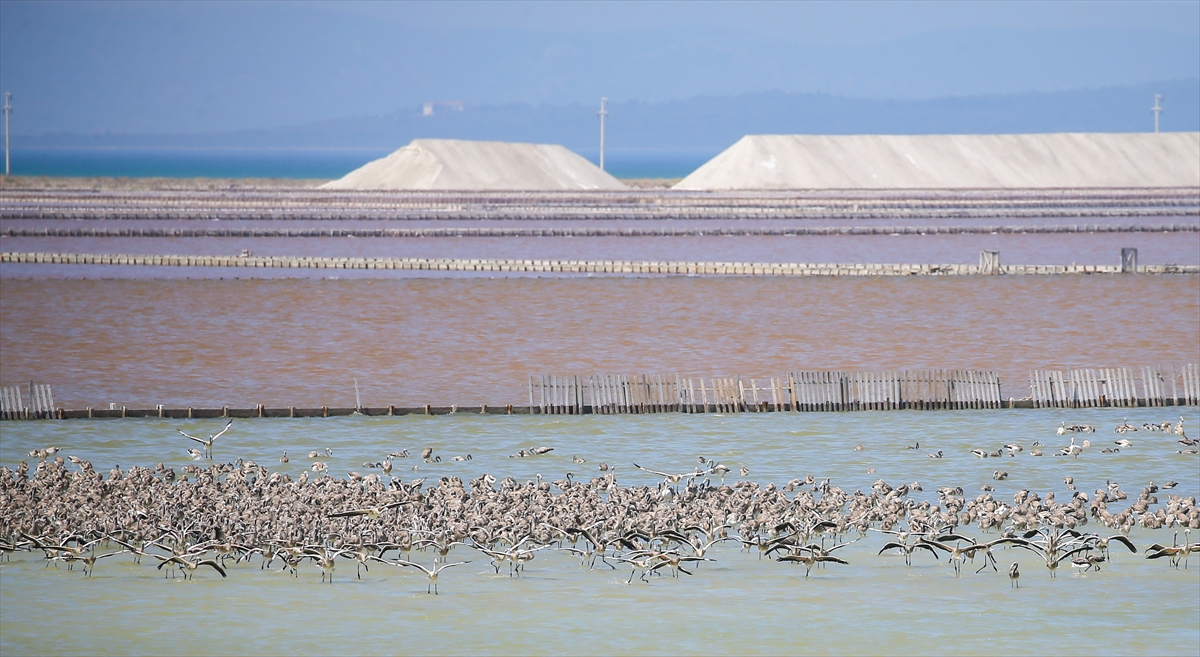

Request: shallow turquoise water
left=1, top=407, right=1198, bottom=655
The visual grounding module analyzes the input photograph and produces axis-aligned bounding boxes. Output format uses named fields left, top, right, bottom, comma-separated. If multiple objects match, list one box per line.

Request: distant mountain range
left=18, top=80, right=1198, bottom=155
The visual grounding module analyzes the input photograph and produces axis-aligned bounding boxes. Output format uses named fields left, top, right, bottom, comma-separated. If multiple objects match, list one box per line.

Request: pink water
left=2, top=275, right=1196, bottom=409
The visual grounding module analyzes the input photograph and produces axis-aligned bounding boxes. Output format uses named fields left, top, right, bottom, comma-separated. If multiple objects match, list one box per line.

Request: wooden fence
left=0, top=383, right=56, bottom=419
left=6, top=223, right=1198, bottom=239
left=1029, top=364, right=1200, bottom=408
left=6, top=252, right=1199, bottom=276
left=4, top=367, right=1196, bottom=420
left=529, top=369, right=1004, bottom=414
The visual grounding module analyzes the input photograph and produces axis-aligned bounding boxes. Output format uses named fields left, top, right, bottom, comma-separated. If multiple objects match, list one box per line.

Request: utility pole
left=598, top=97, right=608, bottom=171
left=3, top=93, right=11, bottom=176
left=1151, top=94, right=1162, bottom=133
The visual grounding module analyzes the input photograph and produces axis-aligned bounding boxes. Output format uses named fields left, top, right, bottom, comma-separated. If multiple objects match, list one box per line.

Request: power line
left=598, top=97, right=608, bottom=171
left=3, top=93, right=11, bottom=176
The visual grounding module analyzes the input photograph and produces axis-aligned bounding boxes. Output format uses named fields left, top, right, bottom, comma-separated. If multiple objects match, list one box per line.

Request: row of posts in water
left=3, top=365, right=1198, bottom=420
left=5, top=249, right=1196, bottom=276
left=531, top=370, right=1003, bottom=414
left=0, top=383, right=54, bottom=420
left=1029, top=364, right=1200, bottom=408
left=531, top=366, right=1200, bottom=414
left=5, top=224, right=1196, bottom=239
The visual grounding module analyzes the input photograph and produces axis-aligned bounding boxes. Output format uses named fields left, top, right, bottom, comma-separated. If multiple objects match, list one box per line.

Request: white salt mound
left=674, top=133, right=1200, bottom=190
left=320, top=139, right=626, bottom=191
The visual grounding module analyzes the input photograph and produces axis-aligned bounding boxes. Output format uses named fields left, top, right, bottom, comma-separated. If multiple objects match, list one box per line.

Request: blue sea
left=6, top=148, right=712, bottom=180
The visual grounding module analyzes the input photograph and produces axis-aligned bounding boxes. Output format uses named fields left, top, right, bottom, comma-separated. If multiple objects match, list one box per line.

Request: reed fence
left=6, top=252, right=1197, bottom=276
left=5, top=365, right=1197, bottom=420
left=1029, top=364, right=1200, bottom=408
left=529, top=369, right=1004, bottom=414
left=0, top=382, right=57, bottom=419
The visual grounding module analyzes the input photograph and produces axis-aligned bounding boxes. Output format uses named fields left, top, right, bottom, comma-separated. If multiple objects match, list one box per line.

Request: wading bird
left=78, top=546, right=129, bottom=577
left=176, top=420, right=233, bottom=460
left=156, top=555, right=228, bottom=580
left=326, top=500, right=410, bottom=521
left=377, top=558, right=468, bottom=594
left=878, top=540, right=940, bottom=566
left=776, top=552, right=849, bottom=578
left=633, top=463, right=711, bottom=487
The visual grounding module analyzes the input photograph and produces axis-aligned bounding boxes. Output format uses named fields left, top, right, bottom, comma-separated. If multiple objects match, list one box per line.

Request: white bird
left=176, top=420, right=232, bottom=460
left=1060, top=436, right=1083, bottom=458
left=632, top=463, right=712, bottom=485
left=374, top=558, right=468, bottom=595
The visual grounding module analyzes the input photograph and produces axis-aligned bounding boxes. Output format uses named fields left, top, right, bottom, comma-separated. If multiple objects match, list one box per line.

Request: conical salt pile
left=321, top=139, right=626, bottom=191
left=674, top=133, right=1200, bottom=189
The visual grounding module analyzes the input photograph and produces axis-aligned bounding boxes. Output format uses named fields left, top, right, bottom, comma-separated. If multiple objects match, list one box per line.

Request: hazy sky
left=1, top=0, right=1197, bottom=135
left=338, top=0, right=1199, bottom=43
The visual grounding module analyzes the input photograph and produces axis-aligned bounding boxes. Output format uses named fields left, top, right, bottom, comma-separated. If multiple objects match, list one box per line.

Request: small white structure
left=675, top=132, right=1200, bottom=190
left=423, top=101, right=464, bottom=116
left=321, top=139, right=625, bottom=191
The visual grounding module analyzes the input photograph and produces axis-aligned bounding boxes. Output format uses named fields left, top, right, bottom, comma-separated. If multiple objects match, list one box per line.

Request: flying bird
left=176, top=420, right=233, bottom=460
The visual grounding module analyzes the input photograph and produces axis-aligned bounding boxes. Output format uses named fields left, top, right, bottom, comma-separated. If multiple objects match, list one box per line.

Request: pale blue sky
left=331, top=0, right=1199, bottom=42
left=1, top=0, right=1197, bottom=135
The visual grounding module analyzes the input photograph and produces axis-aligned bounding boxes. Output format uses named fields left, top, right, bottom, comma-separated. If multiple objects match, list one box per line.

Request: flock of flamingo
left=1, top=415, right=1196, bottom=594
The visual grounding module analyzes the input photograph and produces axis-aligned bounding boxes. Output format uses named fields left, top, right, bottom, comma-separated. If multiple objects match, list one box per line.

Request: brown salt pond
left=2, top=251, right=1199, bottom=657
left=1, top=275, right=1196, bottom=409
